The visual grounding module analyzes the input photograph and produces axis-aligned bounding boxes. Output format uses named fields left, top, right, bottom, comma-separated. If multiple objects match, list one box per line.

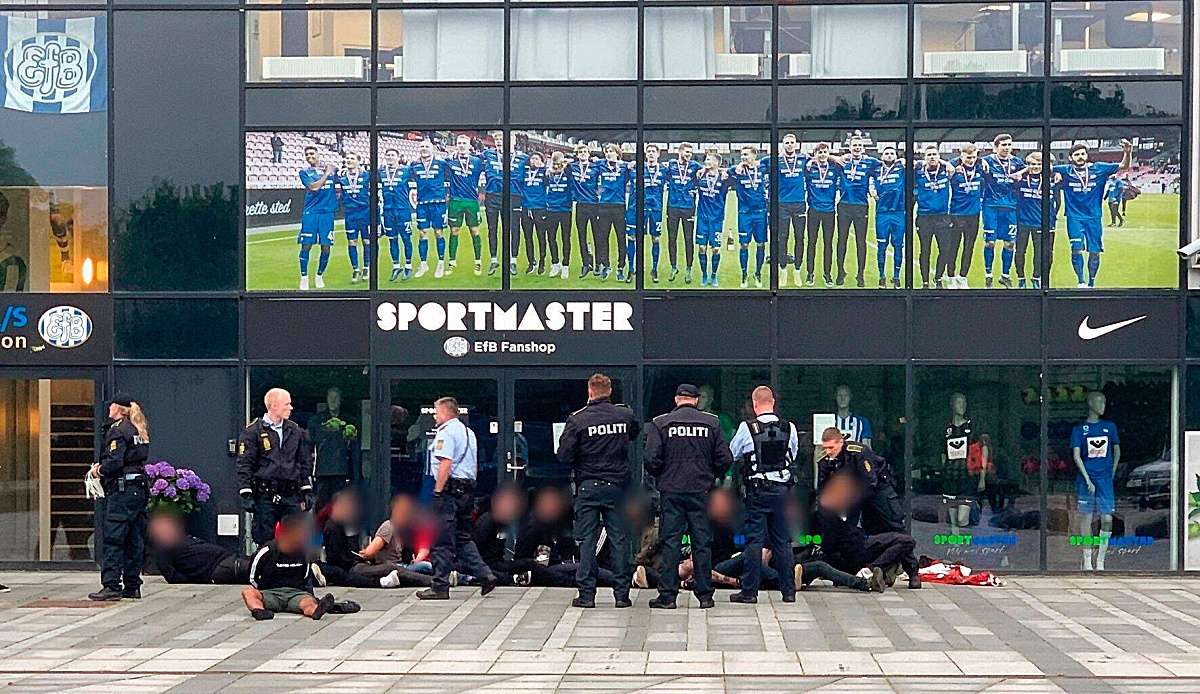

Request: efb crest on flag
left=1, top=15, right=107, bottom=114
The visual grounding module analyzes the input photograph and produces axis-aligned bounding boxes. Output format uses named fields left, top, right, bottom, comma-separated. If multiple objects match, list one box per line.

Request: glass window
left=246, top=10, right=370, bottom=83
left=1048, top=126, right=1180, bottom=289
left=378, top=9, right=503, bottom=82
left=1051, top=80, right=1183, bottom=119
left=914, top=82, right=1044, bottom=120
left=376, top=130, right=501, bottom=290
left=916, top=3, right=1045, bottom=78
left=113, top=10, right=240, bottom=292
left=644, top=364, right=771, bottom=457
left=510, top=9, right=637, bottom=81
left=911, top=366, right=1041, bottom=571
left=1187, top=365, right=1200, bottom=429
left=115, top=299, right=238, bottom=359
left=1045, top=365, right=1176, bottom=571
left=644, top=6, right=772, bottom=80
left=245, top=130, right=371, bottom=291
left=644, top=85, right=773, bottom=125
left=509, top=129, right=636, bottom=289
left=778, top=84, right=907, bottom=122
left=778, top=4, right=908, bottom=79
left=1189, top=296, right=1200, bottom=357
left=1052, top=1, right=1184, bottom=76
left=0, top=11, right=108, bottom=292
left=914, top=127, right=1042, bottom=290
left=248, top=367, right=370, bottom=513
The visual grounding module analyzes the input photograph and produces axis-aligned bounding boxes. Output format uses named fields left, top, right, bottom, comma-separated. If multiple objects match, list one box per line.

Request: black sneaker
left=728, top=592, right=757, bottom=604
left=781, top=593, right=796, bottom=603
left=0, top=584, right=10, bottom=593
left=908, top=574, right=923, bottom=590
left=648, top=597, right=676, bottom=610
left=856, top=276, right=865, bottom=288
left=668, top=267, right=678, bottom=282
left=251, top=608, right=275, bottom=621
left=697, top=596, right=715, bottom=609
left=311, top=593, right=336, bottom=620
left=580, top=264, right=592, bottom=279
left=121, top=588, right=141, bottom=600
left=416, top=589, right=450, bottom=601
left=571, top=596, right=595, bottom=609
left=88, top=587, right=123, bottom=602
left=480, top=575, right=498, bottom=597
left=331, top=600, right=361, bottom=614
left=614, top=596, right=633, bottom=609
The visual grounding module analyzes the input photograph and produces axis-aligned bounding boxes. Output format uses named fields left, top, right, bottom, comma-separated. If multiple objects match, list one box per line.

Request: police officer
left=816, top=426, right=920, bottom=589
left=88, top=393, right=151, bottom=601
left=557, top=373, right=639, bottom=608
left=728, top=385, right=798, bottom=604
left=644, top=384, right=733, bottom=609
left=417, top=396, right=498, bottom=600
left=237, top=388, right=314, bottom=546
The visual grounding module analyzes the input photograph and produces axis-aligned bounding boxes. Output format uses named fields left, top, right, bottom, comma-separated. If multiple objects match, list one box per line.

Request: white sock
left=380, top=570, right=401, bottom=588
left=1096, top=531, right=1111, bottom=571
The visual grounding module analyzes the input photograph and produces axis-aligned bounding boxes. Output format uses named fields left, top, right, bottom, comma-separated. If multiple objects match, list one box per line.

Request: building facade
left=0, top=0, right=1197, bottom=573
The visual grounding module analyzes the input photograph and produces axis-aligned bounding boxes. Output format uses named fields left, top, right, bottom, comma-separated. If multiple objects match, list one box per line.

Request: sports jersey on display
left=300, top=167, right=338, bottom=214
left=944, top=420, right=972, bottom=462
left=913, top=164, right=951, bottom=214
left=1052, top=162, right=1121, bottom=220
left=597, top=160, right=631, bottom=205
left=448, top=154, right=485, bottom=201
left=806, top=160, right=840, bottom=212
left=339, top=169, right=370, bottom=217
left=545, top=169, right=573, bottom=212
left=378, top=164, right=411, bottom=212
left=728, top=164, right=766, bottom=212
left=980, top=154, right=1024, bottom=208
left=873, top=161, right=906, bottom=213
left=838, top=156, right=881, bottom=205
left=406, top=158, right=451, bottom=205
left=642, top=162, right=668, bottom=214
left=570, top=159, right=600, bottom=204
left=695, top=171, right=731, bottom=225
left=1016, top=176, right=1061, bottom=229
left=948, top=163, right=984, bottom=216
left=766, top=153, right=808, bottom=204
left=1071, top=420, right=1119, bottom=474
left=481, top=149, right=505, bottom=195
left=836, top=414, right=872, bottom=443
left=666, top=158, right=702, bottom=210
left=523, top=165, right=547, bottom=209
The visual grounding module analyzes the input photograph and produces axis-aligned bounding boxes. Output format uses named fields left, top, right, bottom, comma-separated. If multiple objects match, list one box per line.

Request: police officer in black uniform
left=237, top=388, right=314, bottom=546
left=729, top=385, right=799, bottom=604
left=556, top=373, right=640, bottom=608
left=816, top=426, right=920, bottom=589
left=644, top=384, right=733, bottom=609
left=88, top=393, right=151, bottom=601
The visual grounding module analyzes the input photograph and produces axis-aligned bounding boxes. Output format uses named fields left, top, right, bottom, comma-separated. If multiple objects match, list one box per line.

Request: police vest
left=744, top=418, right=792, bottom=475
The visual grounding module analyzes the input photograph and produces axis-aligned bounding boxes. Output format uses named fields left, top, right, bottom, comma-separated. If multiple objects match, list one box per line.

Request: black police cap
left=676, top=384, right=700, bottom=398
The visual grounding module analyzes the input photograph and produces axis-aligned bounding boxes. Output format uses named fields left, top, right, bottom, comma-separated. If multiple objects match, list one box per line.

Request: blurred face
left=305, top=149, right=319, bottom=166
left=457, top=135, right=471, bottom=154
left=267, top=390, right=293, bottom=421
left=277, top=519, right=312, bottom=553
left=533, top=488, right=566, bottom=523
left=882, top=148, right=897, bottom=164
left=782, top=135, right=797, bottom=154
left=708, top=488, right=734, bottom=525
left=1071, top=147, right=1089, bottom=165
left=331, top=492, right=360, bottom=523
left=679, top=144, right=693, bottom=160
left=491, top=488, right=524, bottom=523
left=819, top=473, right=860, bottom=515
left=995, top=138, right=1013, bottom=157
left=389, top=495, right=415, bottom=528
left=385, top=150, right=400, bottom=167
left=821, top=435, right=844, bottom=459
left=148, top=514, right=184, bottom=548
left=419, top=142, right=433, bottom=159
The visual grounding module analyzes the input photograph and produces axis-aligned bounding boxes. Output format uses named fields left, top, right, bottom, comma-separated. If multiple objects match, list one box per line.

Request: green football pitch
left=245, top=194, right=1179, bottom=291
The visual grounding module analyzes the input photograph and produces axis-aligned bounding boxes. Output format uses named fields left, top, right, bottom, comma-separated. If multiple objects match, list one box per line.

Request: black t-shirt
left=709, top=523, right=738, bottom=563
left=474, top=512, right=510, bottom=567
left=515, top=517, right=575, bottom=565
left=322, top=519, right=361, bottom=572
left=153, top=535, right=231, bottom=584
left=250, top=541, right=311, bottom=592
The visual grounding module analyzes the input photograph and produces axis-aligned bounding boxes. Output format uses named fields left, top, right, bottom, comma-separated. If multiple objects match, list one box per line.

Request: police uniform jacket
left=556, top=396, right=640, bottom=486
left=99, top=418, right=149, bottom=483
left=236, top=418, right=313, bottom=492
left=817, top=441, right=888, bottom=493
left=644, top=404, right=733, bottom=495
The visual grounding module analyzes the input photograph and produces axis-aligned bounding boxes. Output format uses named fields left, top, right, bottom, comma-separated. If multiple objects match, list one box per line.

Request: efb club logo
left=2, top=17, right=106, bottom=114
left=38, top=305, right=92, bottom=349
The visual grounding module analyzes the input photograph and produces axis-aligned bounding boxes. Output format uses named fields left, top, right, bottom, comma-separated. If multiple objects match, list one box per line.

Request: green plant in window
left=1188, top=474, right=1200, bottom=539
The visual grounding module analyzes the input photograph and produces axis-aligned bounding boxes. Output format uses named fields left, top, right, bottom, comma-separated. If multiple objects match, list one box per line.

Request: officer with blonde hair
left=238, top=388, right=314, bottom=546
left=88, top=393, right=151, bottom=601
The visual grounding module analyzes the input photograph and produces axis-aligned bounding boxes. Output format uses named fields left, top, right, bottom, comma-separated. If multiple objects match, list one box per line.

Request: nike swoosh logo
left=1077, top=314, right=1147, bottom=340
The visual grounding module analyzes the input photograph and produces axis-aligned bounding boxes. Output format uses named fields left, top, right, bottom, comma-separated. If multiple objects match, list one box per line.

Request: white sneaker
left=415, top=262, right=428, bottom=278
left=549, top=263, right=562, bottom=278
left=380, top=570, right=401, bottom=589
left=1077, top=282, right=1088, bottom=289
left=958, top=276, right=969, bottom=289
left=474, top=261, right=482, bottom=276
left=314, top=274, right=325, bottom=289
left=779, top=266, right=788, bottom=286
left=794, top=271, right=805, bottom=287
left=350, top=269, right=360, bottom=284
left=561, top=265, right=570, bottom=280
left=299, top=276, right=309, bottom=290
left=435, top=260, right=445, bottom=278
left=311, top=563, right=327, bottom=587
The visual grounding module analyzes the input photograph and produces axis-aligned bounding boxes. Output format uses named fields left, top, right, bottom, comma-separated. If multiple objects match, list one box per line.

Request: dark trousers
left=431, top=487, right=494, bottom=592
left=211, top=555, right=249, bottom=584
left=740, top=487, right=794, bottom=597
left=800, top=559, right=867, bottom=590
left=520, top=210, right=538, bottom=267
left=574, top=479, right=632, bottom=600
left=100, top=484, right=148, bottom=591
left=1107, top=201, right=1123, bottom=225
left=546, top=210, right=571, bottom=265
left=594, top=204, right=625, bottom=269
left=485, top=193, right=503, bottom=261
left=252, top=492, right=301, bottom=546
left=806, top=210, right=836, bottom=279
left=776, top=203, right=807, bottom=269
left=350, top=562, right=433, bottom=587
left=947, top=214, right=980, bottom=276
left=1015, top=226, right=1043, bottom=281
left=658, top=492, right=713, bottom=602
left=573, top=203, right=597, bottom=269
left=836, top=203, right=869, bottom=280
left=860, top=532, right=918, bottom=572
left=665, top=207, right=695, bottom=269
left=858, top=481, right=918, bottom=575
left=916, top=214, right=950, bottom=284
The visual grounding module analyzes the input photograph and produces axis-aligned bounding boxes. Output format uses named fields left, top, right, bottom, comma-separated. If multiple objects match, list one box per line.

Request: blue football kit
left=1072, top=419, right=1119, bottom=515
left=407, top=158, right=450, bottom=231
left=299, top=166, right=338, bottom=246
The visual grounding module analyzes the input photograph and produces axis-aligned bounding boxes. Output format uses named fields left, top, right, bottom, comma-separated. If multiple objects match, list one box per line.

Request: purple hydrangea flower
left=197, top=489, right=210, bottom=503
left=156, top=462, right=176, bottom=478
left=152, top=478, right=169, bottom=493
left=144, top=463, right=157, bottom=477
left=164, top=486, right=178, bottom=499
left=176, top=476, right=192, bottom=490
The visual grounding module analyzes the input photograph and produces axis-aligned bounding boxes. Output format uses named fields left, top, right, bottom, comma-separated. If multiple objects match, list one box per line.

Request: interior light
left=81, top=257, right=94, bottom=286
left=981, top=5, right=1014, bottom=11
left=1124, top=11, right=1179, bottom=22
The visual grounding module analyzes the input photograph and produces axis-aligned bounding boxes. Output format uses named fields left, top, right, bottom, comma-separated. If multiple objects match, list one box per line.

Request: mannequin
left=311, top=386, right=359, bottom=509
left=1072, top=391, right=1120, bottom=571
left=943, top=392, right=988, bottom=535
left=833, top=384, right=872, bottom=447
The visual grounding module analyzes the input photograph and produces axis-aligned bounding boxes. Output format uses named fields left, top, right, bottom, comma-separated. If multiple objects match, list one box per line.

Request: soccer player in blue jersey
left=728, top=145, right=768, bottom=288
left=944, top=143, right=983, bottom=289
left=544, top=151, right=573, bottom=280
left=338, top=151, right=371, bottom=284
left=805, top=143, right=841, bottom=287
left=872, top=145, right=906, bottom=289
left=595, top=143, right=632, bottom=282
left=506, top=142, right=531, bottom=277
left=446, top=134, right=487, bottom=277
left=1104, top=176, right=1126, bottom=227
left=763, top=133, right=808, bottom=287
left=694, top=150, right=731, bottom=287
left=1052, top=140, right=1132, bottom=288
left=1071, top=391, right=1120, bottom=571
left=406, top=140, right=452, bottom=279
left=664, top=142, right=702, bottom=283
left=979, top=133, right=1025, bottom=288
left=297, top=146, right=339, bottom=290
left=570, top=143, right=600, bottom=277
left=1013, top=152, right=1061, bottom=289
left=482, top=131, right=522, bottom=277
left=522, top=151, right=549, bottom=275
left=379, top=147, right=414, bottom=282
left=836, top=136, right=881, bottom=287
left=632, top=143, right=668, bottom=284
left=913, top=145, right=951, bottom=289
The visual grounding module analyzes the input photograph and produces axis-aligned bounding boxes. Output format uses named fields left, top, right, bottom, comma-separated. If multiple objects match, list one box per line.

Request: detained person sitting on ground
left=322, top=490, right=432, bottom=588
left=243, top=512, right=353, bottom=620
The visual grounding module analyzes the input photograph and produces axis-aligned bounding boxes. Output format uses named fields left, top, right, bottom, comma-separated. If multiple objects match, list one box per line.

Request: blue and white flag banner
left=1, top=15, right=107, bottom=114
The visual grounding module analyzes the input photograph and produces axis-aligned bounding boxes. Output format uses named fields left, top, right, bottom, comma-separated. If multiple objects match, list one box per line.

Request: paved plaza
left=4, top=572, right=1200, bottom=692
